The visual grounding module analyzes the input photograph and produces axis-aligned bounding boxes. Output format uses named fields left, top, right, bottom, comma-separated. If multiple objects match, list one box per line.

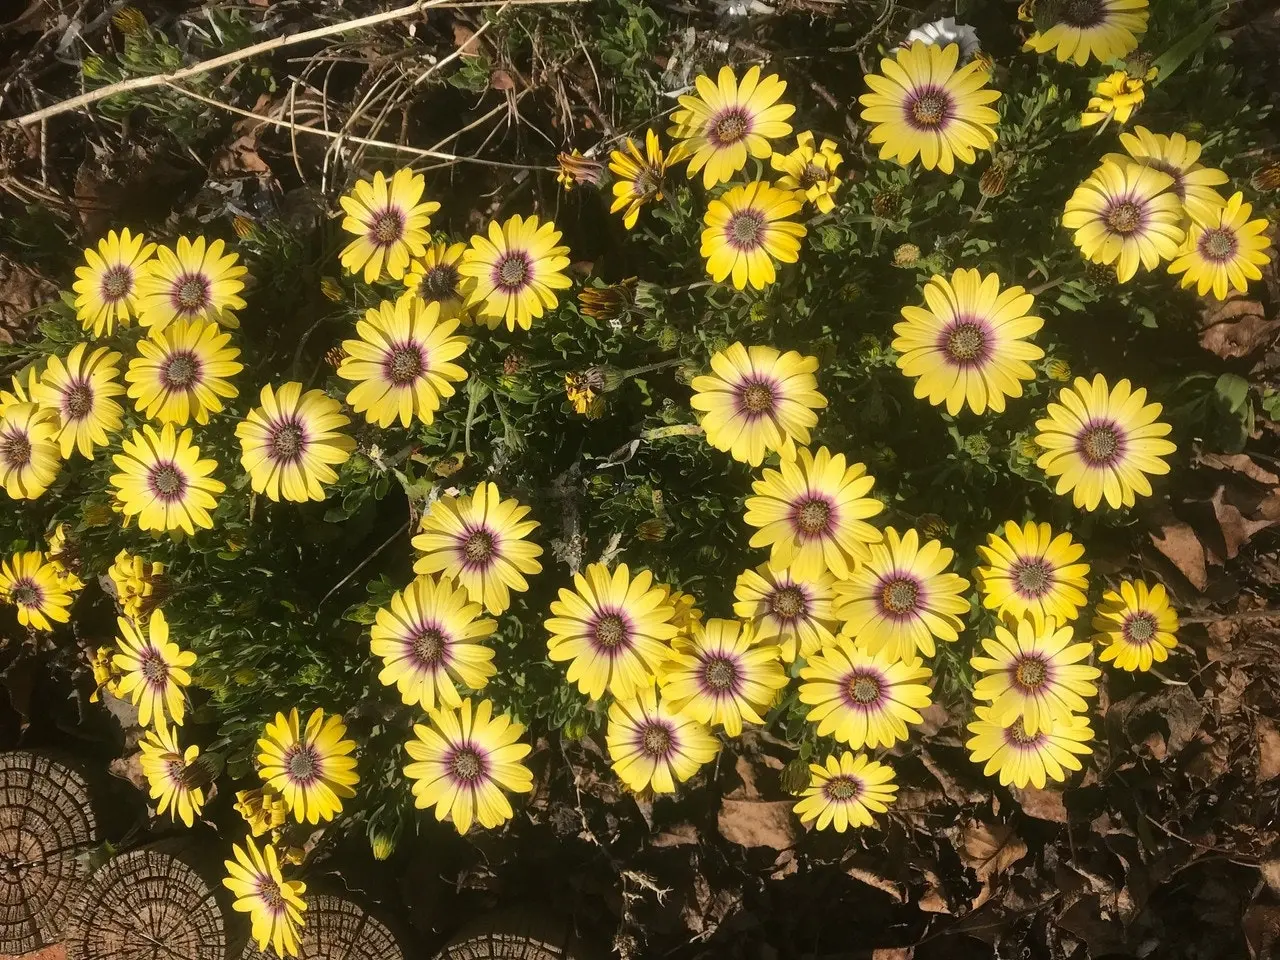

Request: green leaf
left=1215, top=373, right=1250, bottom=413
left=1151, top=7, right=1227, bottom=85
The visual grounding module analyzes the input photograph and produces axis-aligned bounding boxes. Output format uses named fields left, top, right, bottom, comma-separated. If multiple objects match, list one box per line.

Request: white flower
left=903, top=18, right=981, bottom=61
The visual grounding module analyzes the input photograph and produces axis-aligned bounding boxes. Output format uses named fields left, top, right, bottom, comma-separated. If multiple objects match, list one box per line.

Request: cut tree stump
left=0, top=750, right=102, bottom=955
left=64, top=845, right=235, bottom=960
left=239, top=893, right=404, bottom=960
left=435, top=910, right=590, bottom=960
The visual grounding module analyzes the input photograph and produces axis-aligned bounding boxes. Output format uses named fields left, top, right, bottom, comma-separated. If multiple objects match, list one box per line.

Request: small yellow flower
left=700, top=182, right=806, bottom=291
left=1167, top=192, right=1273, bottom=301
left=793, top=752, right=897, bottom=832
left=770, top=132, right=843, bottom=213
left=556, top=149, right=603, bottom=190
left=609, top=132, right=685, bottom=229
left=1, top=552, right=72, bottom=632
left=1092, top=579, right=1178, bottom=672
left=1080, top=69, right=1153, bottom=128
left=234, top=785, right=289, bottom=837
left=338, top=168, right=438, bottom=284
left=564, top=373, right=597, bottom=415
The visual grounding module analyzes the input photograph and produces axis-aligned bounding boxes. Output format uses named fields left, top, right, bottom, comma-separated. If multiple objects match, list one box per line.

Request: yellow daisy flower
left=1080, top=70, right=1151, bottom=128
left=412, top=481, right=543, bottom=616
left=970, top=618, right=1101, bottom=735
left=0, top=551, right=72, bottom=631
left=1034, top=374, right=1176, bottom=511
left=108, top=550, right=165, bottom=619
left=668, top=65, right=794, bottom=189
left=139, top=723, right=205, bottom=827
left=458, top=214, right=572, bottom=332
left=606, top=684, right=720, bottom=794
left=689, top=343, right=826, bottom=467
left=892, top=268, right=1044, bottom=416
left=655, top=583, right=703, bottom=633
left=113, top=609, right=195, bottom=730
left=257, top=707, right=360, bottom=824
left=125, top=318, right=243, bottom=425
left=0, top=402, right=61, bottom=500
left=223, top=837, right=307, bottom=958
left=34, top=343, right=125, bottom=460
left=608, top=129, right=685, bottom=229
left=743, top=446, right=884, bottom=581
left=234, top=784, right=289, bottom=837
left=798, top=636, right=932, bottom=749
left=338, top=295, right=468, bottom=428
left=545, top=562, right=678, bottom=701
left=370, top=574, right=497, bottom=711
left=1168, top=192, right=1273, bottom=301
left=770, top=131, right=843, bottom=213
left=834, top=526, right=971, bottom=662
left=0, top=366, right=39, bottom=416
left=858, top=40, right=1000, bottom=174
left=46, top=523, right=83, bottom=593
left=732, top=563, right=839, bottom=664
left=1023, top=0, right=1148, bottom=66
left=403, top=241, right=469, bottom=322
left=1103, top=126, right=1227, bottom=227
left=235, top=382, right=354, bottom=503
left=793, top=753, right=898, bottom=832
left=700, top=181, right=806, bottom=291
left=966, top=706, right=1094, bottom=788
left=88, top=645, right=123, bottom=703
left=72, top=228, right=156, bottom=336
left=110, top=423, right=225, bottom=534
left=974, top=521, right=1090, bottom=629
left=1062, top=159, right=1184, bottom=282
left=1092, top=579, right=1178, bottom=672
left=135, top=235, right=248, bottom=333
left=658, top=618, right=788, bottom=736
left=403, top=697, right=533, bottom=834
left=339, top=167, right=438, bottom=283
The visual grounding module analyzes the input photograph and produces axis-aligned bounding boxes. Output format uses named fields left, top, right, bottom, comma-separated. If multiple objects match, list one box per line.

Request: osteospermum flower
left=108, top=550, right=165, bottom=620
left=1079, top=70, right=1151, bottom=128
left=656, top=584, right=703, bottom=633
left=743, top=446, right=884, bottom=581
left=0, top=552, right=72, bottom=632
left=34, top=344, right=124, bottom=460
left=223, top=837, right=307, bottom=958
left=236, top=382, right=354, bottom=502
left=0, top=403, right=61, bottom=500
left=609, top=130, right=685, bottom=229
left=139, top=723, right=205, bottom=827
left=135, top=235, right=248, bottom=333
left=606, top=685, right=720, bottom=794
left=732, top=564, right=839, bottom=663
left=1062, top=160, right=1184, bottom=282
left=700, top=181, right=806, bottom=291
left=338, top=295, right=468, bottom=428
left=403, top=241, right=469, bottom=322
left=0, top=367, right=38, bottom=417
left=458, top=215, right=571, bottom=332
left=668, top=65, right=794, bottom=189
left=974, top=521, right=1090, bottom=629
left=1168, top=192, right=1273, bottom=301
left=1023, top=0, right=1148, bottom=66
left=834, top=527, right=971, bottom=662
left=1034, top=374, right=1176, bottom=511
left=770, top=131, right=843, bottom=213
left=904, top=17, right=981, bottom=60
left=125, top=319, right=243, bottom=425
left=858, top=40, right=1000, bottom=174
left=403, top=697, right=533, bottom=834
left=1103, top=126, right=1227, bottom=227
left=72, top=228, right=155, bottom=336
left=110, top=423, right=225, bottom=534
left=412, top=481, right=543, bottom=616
left=113, top=609, right=195, bottom=730
left=966, top=706, right=1094, bottom=788
left=46, top=523, right=83, bottom=593
left=798, top=636, right=932, bottom=749
left=339, top=167, right=438, bottom=283
left=258, top=708, right=360, bottom=824
left=234, top=784, right=289, bottom=837
left=793, top=753, right=898, bottom=832
left=970, top=618, right=1100, bottom=735
left=370, top=574, right=497, bottom=711
left=658, top=618, right=788, bottom=736
left=1092, top=579, right=1178, bottom=672
left=690, top=343, right=826, bottom=466
left=545, top=563, right=678, bottom=701
left=892, top=268, right=1044, bottom=416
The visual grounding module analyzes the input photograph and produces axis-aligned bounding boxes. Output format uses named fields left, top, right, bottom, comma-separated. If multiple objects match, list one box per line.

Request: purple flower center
left=148, top=461, right=187, bottom=501
left=1145, top=159, right=1185, bottom=199
left=386, top=344, right=425, bottom=386
left=462, top=528, right=495, bottom=566
left=845, top=670, right=882, bottom=706
left=63, top=381, right=94, bottom=421
left=824, top=774, right=861, bottom=802
left=941, top=320, right=989, bottom=366
left=1103, top=199, right=1144, bottom=235
left=450, top=745, right=486, bottom=783
left=702, top=655, right=738, bottom=693
left=739, top=379, right=775, bottom=415
left=1, top=431, right=32, bottom=467
left=1060, top=0, right=1103, bottom=27
left=797, top=163, right=826, bottom=190
left=640, top=721, right=674, bottom=758
left=727, top=210, right=766, bottom=251
left=495, top=252, right=531, bottom=291
left=284, top=744, right=320, bottom=784
left=1198, top=227, right=1238, bottom=263
left=140, top=647, right=169, bottom=686
left=793, top=497, right=832, bottom=537
left=1077, top=420, right=1124, bottom=467
left=878, top=576, right=919, bottom=617
left=592, top=612, right=630, bottom=651
left=1012, top=655, right=1048, bottom=691
left=101, top=266, right=133, bottom=301
left=1005, top=717, right=1045, bottom=747
left=369, top=209, right=405, bottom=247
left=907, top=87, right=952, bottom=129
left=268, top=420, right=306, bottom=463
left=709, top=108, right=750, bottom=147
left=9, top=578, right=40, bottom=608
left=410, top=625, right=448, bottom=667
left=1122, top=611, right=1158, bottom=645
left=1012, top=558, right=1052, bottom=598
left=768, top=585, right=806, bottom=621
left=161, top=352, right=200, bottom=390
left=419, top=264, right=460, bottom=302
left=258, top=876, right=286, bottom=912
left=173, top=274, right=211, bottom=314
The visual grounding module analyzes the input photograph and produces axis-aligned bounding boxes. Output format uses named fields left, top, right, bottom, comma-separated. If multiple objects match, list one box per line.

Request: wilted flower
left=872, top=187, right=902, bottom=218
left=579, top=278, right=638, bottom=324
left=916, top=513, right=950, bottom=541
left=1081, top=69, right=1155, bottom=129
left=88, top=646, right=122, bottom=703
left=564, top=373, right=597, bottom=415
left=1017, top=435, right=1041, bottom=460
left=112, top=6, right=147, bottom=34
left=979, top=165, right=1009, bottom=198
left=903, top=17, right=981, bottom=61
left=324, top=345, right=347, bottom=369
left=320, top=277, right=344, bottom=302
left=556, top=149, right=603, bottom=190
left=1046, top=358, right=1072, bottom=382
left=635, top=518, right=669, bottom=541
left=1252, top=164, right=1280, bottom=192
left=232, top=216, right=256, bottom=240
left=502, top=352, right=526, bottom=376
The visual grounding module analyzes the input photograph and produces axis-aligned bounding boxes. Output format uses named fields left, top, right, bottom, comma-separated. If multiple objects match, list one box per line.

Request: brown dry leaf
left=844, top=854, right=907, bottom=903
left=1256, top=717, right=1280, bottom=782
left=0, top=255, right=57, bottom=341
left=212, top=134, right=272, bottom=177
left=1211, top=486, right=1277, bottom=559
left=716, top=798, right=796, bottom=850
left=651, top=823, right=699, bottom=848
left=871, top=949, right=914, bottom=960
left=958, top=819, right=1028, bottom=882
left=452, top=20, right=483, bottom=57
left=1245, top=904, right=1280, bottom=959
left=1199, top=452, right=1280, bottom=486
left=1199, top=299, right=1278, bottom=358
left=490, top=69, right=516, bottom=91
left=1012, top=785, right=1068, bottom=822
left=1261, top=860, right=1280, bottom=894
left=1147, top=508, right=1208, bottom=590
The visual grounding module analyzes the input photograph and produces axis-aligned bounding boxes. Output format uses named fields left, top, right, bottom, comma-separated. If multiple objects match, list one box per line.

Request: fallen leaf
left=1261, top=860, right=1280, bottom=894
left=1147, top=507, right=1208, bottom=590
left=1199, top=299, right=1278, bottom=358
left=844, top=854, right=906, bottom=903
left=1012, top=785, right=1067, bottom=822
left=1211, top=486, right=1276, bottom=559
left=0, top=255, right=57, bottom=340
left=452, top=21, right=483, bottom=57
left=958, top=819, right=1028, bottom=882
left=871, top=949, right=913, bottom=960
left=651, top=823, right=699, bottom=848
left=717, top=799, right=796, bottom=850
left=1199, top=452, right=1280, bottom=486
left=1256, top=717, right=1280, bottom=782
left=212, top=134, right=272, bottom=177
left=1244, top=904, right=1280, bottom=959
left=489, top=69, right=515, bottom=91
